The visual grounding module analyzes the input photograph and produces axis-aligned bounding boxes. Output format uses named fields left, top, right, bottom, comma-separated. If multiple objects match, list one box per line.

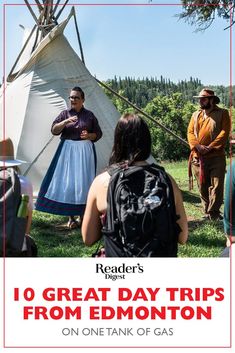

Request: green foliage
left=104, top=76, right=234, bottom=110
left=105, top=76, right=205, bottom=110
left=101, top=77, right=233, bottom=161
left=178, top=1, right=233, bottom=31
left=209, top=84, right=234, bottom=107
left=231, top=106, right=235, bottom=131
left=144, top=93, right=195, bottom=161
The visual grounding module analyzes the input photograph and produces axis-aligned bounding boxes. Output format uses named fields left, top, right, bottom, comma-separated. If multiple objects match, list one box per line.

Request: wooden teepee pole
left=7, top=25, right=37, bottom=81
left=34, top=0, right=43, bottom=12
left=55, top=0, right=69, bottom=21
left=24, top=0, right=46, bottom=36
left=72, top=8, right=85, bottom=65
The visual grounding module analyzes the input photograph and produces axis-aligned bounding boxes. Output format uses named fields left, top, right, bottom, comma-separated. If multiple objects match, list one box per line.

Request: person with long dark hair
left=36, top=87, right=102, bottom=229
left=82, top=113, right=188, bottom=256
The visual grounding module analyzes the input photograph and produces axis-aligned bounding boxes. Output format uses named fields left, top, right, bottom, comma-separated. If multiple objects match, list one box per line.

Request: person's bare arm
left=82, top=177, right=102, bottom=246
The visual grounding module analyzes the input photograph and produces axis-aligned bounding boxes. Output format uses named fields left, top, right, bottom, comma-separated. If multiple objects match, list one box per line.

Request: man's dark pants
left=192, top=155, right=226, bottom=219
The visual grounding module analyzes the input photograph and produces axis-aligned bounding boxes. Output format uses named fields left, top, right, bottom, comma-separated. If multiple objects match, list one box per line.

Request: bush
left=145, top=93, right=196, bottom=161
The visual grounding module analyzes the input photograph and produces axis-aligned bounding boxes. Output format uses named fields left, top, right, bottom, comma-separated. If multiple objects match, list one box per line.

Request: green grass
left=31, top=160, right=226, bottom=257
left=31, top=212, right=99, bottom=257
left=163, top=160, right=225, bottom=257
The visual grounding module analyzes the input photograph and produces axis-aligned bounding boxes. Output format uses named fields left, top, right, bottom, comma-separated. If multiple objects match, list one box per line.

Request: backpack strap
left=10, top=167, right=20, bottom=196
left=106, top=165, right=121, bottom=177
left=107, top=162, right=129, bottom=177
left=107, top=162, right=165, bottom=176
left=147, top=163, right=180, bottom=223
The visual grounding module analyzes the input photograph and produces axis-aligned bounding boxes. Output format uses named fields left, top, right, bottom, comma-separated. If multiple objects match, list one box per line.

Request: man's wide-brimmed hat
left=193, top=88, right=220, bottom=104
left=0, top=137, right=27, bottom=167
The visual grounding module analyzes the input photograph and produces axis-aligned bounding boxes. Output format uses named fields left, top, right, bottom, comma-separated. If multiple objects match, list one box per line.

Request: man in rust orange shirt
left=187, top=88, right=230, bottom=221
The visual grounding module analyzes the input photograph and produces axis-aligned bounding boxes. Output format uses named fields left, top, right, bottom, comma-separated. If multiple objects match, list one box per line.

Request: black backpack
left=0, top=168, right=37, bottom=257
left=102, top=164, right=181, bottom=257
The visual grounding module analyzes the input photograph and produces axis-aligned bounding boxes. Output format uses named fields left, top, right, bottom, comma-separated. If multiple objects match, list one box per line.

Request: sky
left=1, top=0, right=234, bottom=86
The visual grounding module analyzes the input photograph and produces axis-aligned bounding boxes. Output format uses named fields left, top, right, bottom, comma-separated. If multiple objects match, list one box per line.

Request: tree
left=178, top=1, right=234, bottom=30
left=144, top=93, right=196, bottom=161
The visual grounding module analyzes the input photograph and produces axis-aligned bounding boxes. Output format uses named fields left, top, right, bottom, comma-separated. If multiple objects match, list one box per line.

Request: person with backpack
left=82, top=113, right=188, bottom=257
left=0, top=138, right=36, bottom=256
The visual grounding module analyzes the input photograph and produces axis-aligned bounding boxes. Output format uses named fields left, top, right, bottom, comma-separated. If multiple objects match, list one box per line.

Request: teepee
left=0, top=2, right=120, bottom=193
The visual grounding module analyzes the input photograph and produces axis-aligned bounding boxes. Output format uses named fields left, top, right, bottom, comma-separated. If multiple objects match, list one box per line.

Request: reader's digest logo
left=95, top=263, right=144, bottom=281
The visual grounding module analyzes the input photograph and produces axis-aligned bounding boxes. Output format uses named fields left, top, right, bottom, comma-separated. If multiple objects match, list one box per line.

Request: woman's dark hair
left=109, top=113, right=151, bottom=165
left=71, top=86, right=85, bottom=99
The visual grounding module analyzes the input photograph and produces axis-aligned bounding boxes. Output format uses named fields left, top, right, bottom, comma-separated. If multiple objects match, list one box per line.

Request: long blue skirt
left=35, top=140, right=96, bottom=216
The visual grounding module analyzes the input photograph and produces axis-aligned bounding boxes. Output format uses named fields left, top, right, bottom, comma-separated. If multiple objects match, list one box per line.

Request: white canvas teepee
left=0, top=6, right=120, bottom=193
